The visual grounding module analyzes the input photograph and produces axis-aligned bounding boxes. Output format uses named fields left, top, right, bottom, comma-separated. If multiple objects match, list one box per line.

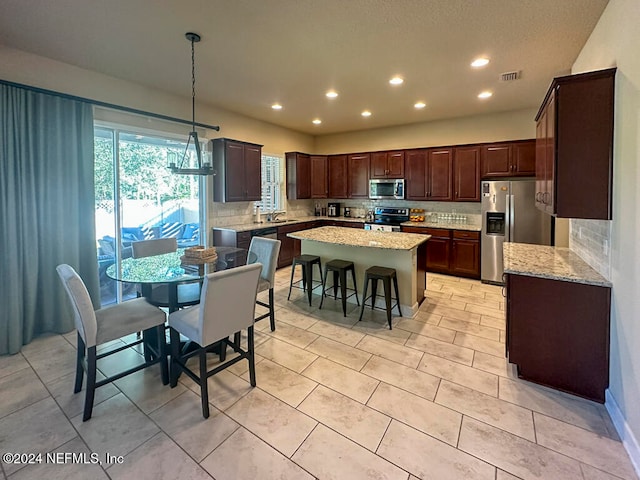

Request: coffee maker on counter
left=343, top=207, right=351, bottom=217
left=327, top=202, right=341, bottom=217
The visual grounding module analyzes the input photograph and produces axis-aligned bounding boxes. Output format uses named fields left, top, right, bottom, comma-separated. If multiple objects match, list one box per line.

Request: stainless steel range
left=363, top=206, right=409, bottom=232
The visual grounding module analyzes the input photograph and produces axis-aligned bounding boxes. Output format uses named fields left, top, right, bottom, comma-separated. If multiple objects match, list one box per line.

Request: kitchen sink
left=271, top=218, right=298, bottom=223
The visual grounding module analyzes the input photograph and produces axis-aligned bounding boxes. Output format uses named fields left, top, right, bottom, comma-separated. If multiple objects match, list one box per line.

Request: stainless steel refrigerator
left=481, top=179, right=552, bottom=284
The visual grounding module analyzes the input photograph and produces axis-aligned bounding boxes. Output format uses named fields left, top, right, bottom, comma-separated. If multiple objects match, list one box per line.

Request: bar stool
left=359, top=266, right=402, bottom=329
left=288, top=254, right=324, bottom=306
left=319, top=259, right=360, bottom=316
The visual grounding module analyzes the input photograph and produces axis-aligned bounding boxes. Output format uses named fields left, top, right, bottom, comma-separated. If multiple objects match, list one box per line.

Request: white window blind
left=258, top=154, right=283, bottom=212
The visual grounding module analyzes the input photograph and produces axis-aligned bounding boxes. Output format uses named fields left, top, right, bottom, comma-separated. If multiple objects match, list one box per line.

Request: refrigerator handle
left=509, top=194, right=515, bottom=241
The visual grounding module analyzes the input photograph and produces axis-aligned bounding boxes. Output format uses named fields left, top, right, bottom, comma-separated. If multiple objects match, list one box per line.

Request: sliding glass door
left=95, top=125, right=204, bottom=306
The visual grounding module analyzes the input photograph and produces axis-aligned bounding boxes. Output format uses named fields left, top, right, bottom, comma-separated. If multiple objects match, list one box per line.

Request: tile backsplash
left=569, top=218, right=611, bottom=280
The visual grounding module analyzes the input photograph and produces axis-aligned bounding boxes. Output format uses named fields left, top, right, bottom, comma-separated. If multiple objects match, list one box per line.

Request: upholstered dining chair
left=56, top=264, right=168, bottom=421
left=168, top=263, right=262, bottom=418
left=131, top=237, right=200, bottom=310
left=248, top=237, right=281, bottom=331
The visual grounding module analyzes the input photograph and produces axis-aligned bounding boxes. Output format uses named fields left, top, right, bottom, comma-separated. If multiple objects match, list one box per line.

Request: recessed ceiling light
left=361, top=110, right=372, bottom=117
left=326, top=90, right=338, bottom=98
left=414, top=102, right=426, bottom=109
left=478, top=91, right=493, bottom=99
left=312, top=119, right=322, bottom=125
left=471, top=57, right=490, bottom=68
left=271, top=103, right=283, bottom=110
left=389, top=76, right=404, bottom=85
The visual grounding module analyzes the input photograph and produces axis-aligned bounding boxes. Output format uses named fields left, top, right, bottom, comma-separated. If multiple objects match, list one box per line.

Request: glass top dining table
left=106, top=246, right=258, bottom=311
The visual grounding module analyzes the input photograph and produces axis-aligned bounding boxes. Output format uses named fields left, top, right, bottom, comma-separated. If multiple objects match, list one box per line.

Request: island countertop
left=503, top=243, right=612, bottom=287
left=288, top=226, right=430, bottom=250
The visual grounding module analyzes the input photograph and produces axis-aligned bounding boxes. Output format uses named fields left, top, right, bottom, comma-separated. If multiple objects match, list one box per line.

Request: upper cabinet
left=370, top=150, right=405, bottom=178
left=310, top=155, right=328, bottom=199
left=535, top=68, right=615, bottom=219
left=405, top=148, right=452, bottom=201
left=328, top=154, right=348, bottom=199
left=481, top=140, right=536, bottom=178
left=286, top=152, right=311, bottom=199
left=453, top=146, right=481, bottom=201
left=347, top=153, right=370, bottom=198
left=212, top=138, right=262, bottom=202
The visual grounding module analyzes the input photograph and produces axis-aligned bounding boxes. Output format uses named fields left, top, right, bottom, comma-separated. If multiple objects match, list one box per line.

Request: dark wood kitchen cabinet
left=286, top=152, right=311, bottom=200
left=277, top=221, right=318, bottom=268
left=212, top=138, right=262, bottom=202
left=328, top=154, right=348, bottom=198
left=535, top=68, right=615, bottom=219
left=506, top=273, right=611, bottom=402
left=453, top=146, right=481, bottom=201
left=405, top=148, right=452, bottom=201
left=481, top=140, right=535, bottom=178
left=310, top=155, right=328, bottom=199
left=212, top=228, right=252, bottom=249
left=405, top=149, right=428, bottom=200
left=451, top=230, right=480, bottom=277
left=347, top=153, right=370, bottom=198
left=370, top=150, right=405, bottom=178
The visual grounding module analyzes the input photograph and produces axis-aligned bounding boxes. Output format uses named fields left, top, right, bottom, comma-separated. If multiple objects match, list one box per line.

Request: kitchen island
left=288, top=226, right=430, bottom=317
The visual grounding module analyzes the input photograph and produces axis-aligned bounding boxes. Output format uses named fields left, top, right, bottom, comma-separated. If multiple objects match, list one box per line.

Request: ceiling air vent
left=500, top=71, right=521, bottom=82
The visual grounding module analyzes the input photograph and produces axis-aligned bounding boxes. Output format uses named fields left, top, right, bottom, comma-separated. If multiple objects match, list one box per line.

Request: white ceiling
left=0, top=0, right=608, bottom=135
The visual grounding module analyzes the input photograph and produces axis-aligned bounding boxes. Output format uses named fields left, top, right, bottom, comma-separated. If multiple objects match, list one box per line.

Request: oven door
left=364, top=223, right=396, bottom=232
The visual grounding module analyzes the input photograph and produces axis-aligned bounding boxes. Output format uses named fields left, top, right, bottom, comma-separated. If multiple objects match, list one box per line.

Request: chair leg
left=248, top=325, right=257, bottom=387
left=393, top=275, right=402, bottom=318
left=287, top=262, right=296, bottom=300
left=83, top=346, right=97, bottom=422
left=350, top=267, right=360, bottom=306
left=319, top=265, right=329, bottom=309
left=371, top=278, right=378, bottom=310
left=199, top=349, right=210, bottom=419
left=333, top=270, right=339, bottom=300
left=359, top=274, right=369, bottom=322
left=339, top=269, right=348, bottom=317
left=219, top=339, right=227, bottom=362
left=383, top=278, right=393, bottom=330
left=268, top=288, right=276, bottom=331
left=304, top=262, right=313, bottom=306
left=169, top=327, right=181, bottom=388
left=158, top=325, right=169, bottom=385
left=74, top=333, right=85, bottom=393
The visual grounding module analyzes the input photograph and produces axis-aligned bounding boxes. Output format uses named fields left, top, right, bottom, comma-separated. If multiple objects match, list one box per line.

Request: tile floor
left=0, top=271, right=637, bottom=480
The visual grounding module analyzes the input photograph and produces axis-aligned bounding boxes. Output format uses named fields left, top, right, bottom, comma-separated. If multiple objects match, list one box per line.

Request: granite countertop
left=214, top=216, right=365, bottom=233
left=288, top=226, right=430, bottom=250
left=503, top=243, right=612, bottom=287
left=399, top=220, right=482, bottom=232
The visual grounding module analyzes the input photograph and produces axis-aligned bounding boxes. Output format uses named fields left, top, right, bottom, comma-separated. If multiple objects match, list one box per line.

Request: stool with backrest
left=56, top=264, right=168, bottom=421
left=287, top=254, right=324, bottom=306
left=131, top=237, right=200, bottom=310
left=358, top=266, right=402, bottom=329
left=248, top=237, right=281, bottom=331
left=319, top=259, right=360, bottom=316
left=167, top=263, right=262, bottom=418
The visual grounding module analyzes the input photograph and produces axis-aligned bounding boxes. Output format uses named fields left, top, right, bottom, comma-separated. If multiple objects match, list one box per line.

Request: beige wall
left=571, top=0, right=640, bottom=470
left=314, top=108, right=538, bottom=153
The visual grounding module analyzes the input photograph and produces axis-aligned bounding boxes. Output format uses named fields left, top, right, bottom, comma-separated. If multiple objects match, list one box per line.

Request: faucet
left=268, top=211, right=284, bottom=222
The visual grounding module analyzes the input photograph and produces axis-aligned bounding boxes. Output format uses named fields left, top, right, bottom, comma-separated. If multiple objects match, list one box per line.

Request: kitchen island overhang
left=288, top=226, right=430, bottom=318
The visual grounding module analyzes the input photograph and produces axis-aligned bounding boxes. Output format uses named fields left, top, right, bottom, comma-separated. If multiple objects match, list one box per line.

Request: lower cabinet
left=401, top=227, right=480, bottom=279
left=212, top=229, right=251, bottom=249
left=506, top=273, right=611, bottom=402
left=277, top=222, right=318, bottom=268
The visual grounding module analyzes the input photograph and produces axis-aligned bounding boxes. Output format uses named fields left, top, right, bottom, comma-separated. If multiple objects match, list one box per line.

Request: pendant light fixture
left=169, top=32, right=214, bottom=176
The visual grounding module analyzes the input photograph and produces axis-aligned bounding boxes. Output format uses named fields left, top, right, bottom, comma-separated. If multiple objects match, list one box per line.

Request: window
left=258, top=154, right=284, bottom=212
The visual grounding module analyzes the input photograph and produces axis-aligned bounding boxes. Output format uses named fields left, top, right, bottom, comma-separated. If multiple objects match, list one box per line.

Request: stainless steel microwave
left=369, top=178, right=405, bottom=200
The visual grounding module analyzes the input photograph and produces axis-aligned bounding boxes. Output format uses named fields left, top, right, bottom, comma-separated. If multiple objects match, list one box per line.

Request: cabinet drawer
left=423, top=228, right=452, bottom=239
left=237, top=231, right=251, bottom=242
left=453, top=230, right=480, bottom=240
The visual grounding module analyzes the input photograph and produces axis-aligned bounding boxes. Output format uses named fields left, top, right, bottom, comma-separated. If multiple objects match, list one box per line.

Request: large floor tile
left=367, top=383, right=461, bottom=446
left=426, top=296, right=468, bottom=310
left=225, top=388, right=317, bottom=457
left=107, top=432, right=211, bottom=479
left=419, top=353, right=498, bottom=397
left=361, top=355, right=440, bottom=401
left=0, top=398, right=76, bottom=476
left=465, top=303, right=505, bottom=320
left=424, top=304, right=481, bottom=323
left=114, top=365, right=186, bottom=414
left=298, top=385, right=391, bottom=451
left=305, top=336, right=372, bottom=370
left=377, top=420, right=495, bottom=480
left=395, top=318, right=457, bottom=342
left=242, top=358, right=317, bottom=407
left=8, top=436, right=109, bottom=480
left=19, top=333, right=70, bottom=357
left=292, top=424, right=408, bottom=480
left=268, top=321, right=320, bottom=349
left=95, top=347, right=146, bottom=379
left=273, top=306, right=319, bottom=330
left=435, top=381, right=535, bottom=441
left=496, top=469, right=522, bottom=479
left=182, top=369, right=253, bottom=412
left=71, top=393, right=160, bottom=458
left=451, top=293, right=502, bottom=310
left=581, top=462, right=632, bottom=480
left=201, top=427, right=314, bottom=480
left=255, top=337, right=318, bottom=373
left=453, top=332, right=505, bottom=357
left=499, top=377, right=610, bottom=437
left=0, top=368, right=49, bottom=419
left=308, top=320, right=365, bottom=347
left=412, top=310, right=443, bottom=325
left=533, top=412, right=637, bottom=480
left=405, top=333, right=474, bottom=366
left=0, top=353, right=29, bottom=379
left=472, top=351, right=518, bottom=378
left=352, top=319, right=412, bottom=345
left=355, top=335, right=424, bottom=368
left=438, top=317, right=501, bottom=341
left=459, top=417, right=583, bottom=480
left=302, top=357, right=379, bottom=403
left=20, top=341, right=77, bottom=384
left=149, top=390, right=239, bottom=462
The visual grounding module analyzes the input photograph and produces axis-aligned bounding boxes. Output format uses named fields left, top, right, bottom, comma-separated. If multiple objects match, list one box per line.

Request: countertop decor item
left=168, top=32, right=216, bottom=176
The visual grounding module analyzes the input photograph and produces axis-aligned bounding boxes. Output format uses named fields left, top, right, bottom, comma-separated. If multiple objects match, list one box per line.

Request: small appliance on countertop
left=327, top=202, right=341, bottom=217
left=343, top=207, right=351, bottom=217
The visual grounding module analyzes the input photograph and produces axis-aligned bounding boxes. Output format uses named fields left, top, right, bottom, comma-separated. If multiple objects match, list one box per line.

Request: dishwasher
left=251, top=226, right=278, bottom=240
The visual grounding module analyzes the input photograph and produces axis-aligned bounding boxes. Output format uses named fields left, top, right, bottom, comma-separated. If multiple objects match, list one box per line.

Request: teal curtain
left=0, top=83, right=98, bottom=355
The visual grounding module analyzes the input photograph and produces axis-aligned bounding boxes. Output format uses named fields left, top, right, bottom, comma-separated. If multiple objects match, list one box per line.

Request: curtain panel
left=0, top=83, right=98, bottom=355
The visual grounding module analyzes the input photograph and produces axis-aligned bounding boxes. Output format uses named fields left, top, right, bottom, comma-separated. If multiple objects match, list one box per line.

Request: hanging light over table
left=169, top=32, right=215, bottom=176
